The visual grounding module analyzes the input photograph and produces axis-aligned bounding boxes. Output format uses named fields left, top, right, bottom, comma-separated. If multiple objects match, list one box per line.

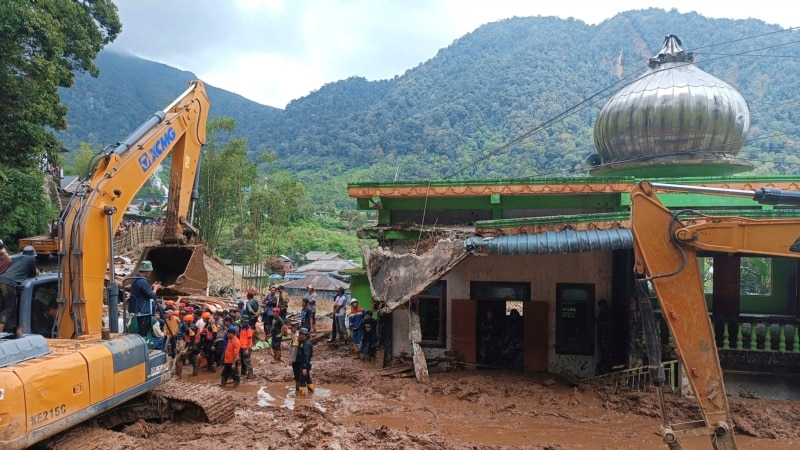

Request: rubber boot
left=175, top=361, right=183, bottom=378
left=275, top=350, right=282, bottom=363
left=207, top=363, right=216, bottom=373
left=307, top=383, right=315, bottom=394
left=220, top=376, right=228, bottom=387
left=298, top=386, right=308, bottom=396
left=295, top=381, right=300, bottom=393
left=191, top=362, right=199, bottom=376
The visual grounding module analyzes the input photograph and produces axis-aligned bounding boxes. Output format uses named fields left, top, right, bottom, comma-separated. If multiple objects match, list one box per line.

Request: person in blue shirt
left=128, top=260, right=161, bottom=338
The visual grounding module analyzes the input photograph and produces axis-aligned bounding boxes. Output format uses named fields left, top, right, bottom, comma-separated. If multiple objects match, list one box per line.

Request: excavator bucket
left=139, top=244, right=207, bottom=295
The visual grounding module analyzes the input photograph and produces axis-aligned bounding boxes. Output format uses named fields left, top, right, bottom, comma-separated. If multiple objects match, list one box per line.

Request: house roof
left=304, top=251, right=343, bottom=261
left=60, top=175, right=80, bottom=192
left=283, top=273, right=348, bottom=291
left=294, top=259, right=359, bottom=273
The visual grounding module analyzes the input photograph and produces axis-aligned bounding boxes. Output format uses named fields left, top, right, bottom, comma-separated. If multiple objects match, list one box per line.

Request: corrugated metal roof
left=464, top=229, right=633, bottom=255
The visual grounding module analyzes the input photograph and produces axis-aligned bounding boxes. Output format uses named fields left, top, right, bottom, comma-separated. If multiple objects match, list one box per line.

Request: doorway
left=470, top=282, right=530, bottom=369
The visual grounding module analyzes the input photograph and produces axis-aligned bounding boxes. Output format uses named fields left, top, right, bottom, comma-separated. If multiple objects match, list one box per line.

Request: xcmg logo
left=138, top=127, right=177, bottom=172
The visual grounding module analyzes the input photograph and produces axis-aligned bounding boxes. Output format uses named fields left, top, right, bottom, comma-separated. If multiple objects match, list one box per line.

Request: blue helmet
left=227, top=326, right=238, bottom=333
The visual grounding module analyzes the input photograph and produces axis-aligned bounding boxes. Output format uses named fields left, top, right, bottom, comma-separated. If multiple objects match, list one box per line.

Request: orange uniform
left=224, top=335, right=241, bottom=364
left=239, top=327, right=254, bottom=350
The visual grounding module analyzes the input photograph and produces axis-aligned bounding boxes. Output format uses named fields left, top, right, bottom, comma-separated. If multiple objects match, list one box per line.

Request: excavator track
left=150, top=378, right=236, bottom=424
left=43, top=380, right=235, bottom=449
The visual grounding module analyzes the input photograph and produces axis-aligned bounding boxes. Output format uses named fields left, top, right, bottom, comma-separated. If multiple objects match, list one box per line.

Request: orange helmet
left=166, top=300, right=174, bottom=307
left=183, top=314, right=194, bottom=322
left=202, top=312, right=211, bottom=320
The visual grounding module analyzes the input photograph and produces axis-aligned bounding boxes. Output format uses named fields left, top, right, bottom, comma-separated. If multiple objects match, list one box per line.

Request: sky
left=109, top=0, right=797, bottom=109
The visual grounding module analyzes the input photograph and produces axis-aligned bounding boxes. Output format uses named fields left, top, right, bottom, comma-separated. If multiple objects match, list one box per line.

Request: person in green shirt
left=270, top=307, right=285, bottom=363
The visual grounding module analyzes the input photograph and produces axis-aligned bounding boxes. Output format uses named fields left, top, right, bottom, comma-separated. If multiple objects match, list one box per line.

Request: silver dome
left=593, top=35, right=750, bottom=174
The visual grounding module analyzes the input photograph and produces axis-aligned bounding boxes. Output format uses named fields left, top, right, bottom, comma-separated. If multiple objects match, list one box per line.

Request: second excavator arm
left=630, top=180, right=800, bottom=450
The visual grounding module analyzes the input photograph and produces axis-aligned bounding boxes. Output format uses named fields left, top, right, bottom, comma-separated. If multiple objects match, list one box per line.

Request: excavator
left=631, top=179, right=800, bottom=450
left=0, top=80, right=231, bottom=449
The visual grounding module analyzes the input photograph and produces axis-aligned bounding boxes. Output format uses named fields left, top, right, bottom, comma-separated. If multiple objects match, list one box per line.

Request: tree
left=195, top=117, right=258, bottom=253
left=65, top=142, right=102, bottom=177
left=0, top=0, right=121, bottom=169
left=0, top=0, right=121, bottom=239
left=0, top=168, right=57, bottom=246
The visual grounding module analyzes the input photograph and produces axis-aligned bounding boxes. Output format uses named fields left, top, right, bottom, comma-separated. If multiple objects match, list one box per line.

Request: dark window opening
left=556, top=283, right=595, bottom=356
left=31, top=282, right=59, bottom=337
left=411, top=281, right=446, bottom=346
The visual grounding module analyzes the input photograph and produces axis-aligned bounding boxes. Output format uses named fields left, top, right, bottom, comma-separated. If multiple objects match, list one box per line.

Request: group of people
left=328, top=287, right=377, bottom=360
left=115, top=217, right=166, bottom=237
left=0, top=241, right=40, bottom=335
left=126, top=264, right=316, bottom=393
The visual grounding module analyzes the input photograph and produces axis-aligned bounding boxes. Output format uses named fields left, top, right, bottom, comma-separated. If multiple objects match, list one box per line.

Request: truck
left=0, top=80, right=230, bottom=449
left=18, top=220, right=60, bottom=261
left=630, top=180, right=800, bottom=450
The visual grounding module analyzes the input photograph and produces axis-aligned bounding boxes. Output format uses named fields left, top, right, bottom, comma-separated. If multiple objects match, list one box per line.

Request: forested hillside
left=58, top=8, right=800, bottom=204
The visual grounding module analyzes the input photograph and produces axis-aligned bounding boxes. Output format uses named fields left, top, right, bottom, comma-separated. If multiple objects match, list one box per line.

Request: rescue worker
left=128, top=260, right=161, bottom=338
left=297, top=327, right=314, bottom=395
left=0, top=246, right=39, bottom=334
left=288, top=323, right=301, bottom=393
left=300, top=297, right=311, bottom=331
left=245, top=289, right=260, bottom=330
left=214, top=311, right=226, bottom=367
left=162, top=308, right=180, bottom=358
left=200, top=311, right=218, bottom=372
left=175, top=314, right=199, bottom=377
left=239, top=318, right=254, bottom=378
left=262, top=286, right=277, bottom=337
left=270, top=306, right=285, bottom=363
left=304, top=285, right=318, bottom=335
left=277, top=285, right=289, bottom=320
left=220, top=325, right=241, bottom=388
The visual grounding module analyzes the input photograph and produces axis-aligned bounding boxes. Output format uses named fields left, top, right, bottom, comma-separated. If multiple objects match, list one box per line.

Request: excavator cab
left=139, top=244, right=207, bottom=295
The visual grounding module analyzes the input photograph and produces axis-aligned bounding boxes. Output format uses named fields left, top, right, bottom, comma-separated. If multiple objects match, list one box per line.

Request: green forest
left=5, top=5, right=800, bottom=263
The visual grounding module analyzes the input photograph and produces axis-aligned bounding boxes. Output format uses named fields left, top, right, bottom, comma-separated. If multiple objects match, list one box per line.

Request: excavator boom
left=631, top=180, right=800, bottom=450
left=0, top=81, right=220, bottom=450
left=58, top=80, right=209, bottom=338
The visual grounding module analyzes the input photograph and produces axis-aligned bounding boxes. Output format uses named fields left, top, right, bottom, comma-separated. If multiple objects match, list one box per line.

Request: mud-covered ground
left=40, top=255, right=800, bottom=449
left=46, top=330, right=800, bottom=450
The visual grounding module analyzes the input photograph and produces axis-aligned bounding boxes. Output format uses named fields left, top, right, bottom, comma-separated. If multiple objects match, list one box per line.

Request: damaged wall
left=443, top=252, right=613, bottom=378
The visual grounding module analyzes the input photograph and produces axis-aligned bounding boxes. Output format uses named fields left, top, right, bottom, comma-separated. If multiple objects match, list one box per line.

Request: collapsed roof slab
left=364, top=239, right=469, bottom=312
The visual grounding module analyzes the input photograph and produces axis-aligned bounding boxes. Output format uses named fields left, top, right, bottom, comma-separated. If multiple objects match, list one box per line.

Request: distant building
left=284, top=273, right=349, bottom=300
left=304, top=251, right=345, bottom=263
left=294, top=259, right=359, bottom=273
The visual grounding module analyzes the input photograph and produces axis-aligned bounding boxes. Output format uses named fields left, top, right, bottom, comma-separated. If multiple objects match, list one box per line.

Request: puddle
left=235, top=382, right=351, bottom=411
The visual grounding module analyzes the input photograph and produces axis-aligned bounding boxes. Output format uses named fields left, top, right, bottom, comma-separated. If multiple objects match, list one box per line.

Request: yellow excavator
left=0, top=80, right=230, bottom=449
left=631, top=180, right=800, bottom=450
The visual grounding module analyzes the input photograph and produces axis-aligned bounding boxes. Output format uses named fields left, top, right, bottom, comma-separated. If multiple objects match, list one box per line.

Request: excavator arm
left=58, top=80, right=209, bottom=339
left=630, top=180, right=800, bottom=450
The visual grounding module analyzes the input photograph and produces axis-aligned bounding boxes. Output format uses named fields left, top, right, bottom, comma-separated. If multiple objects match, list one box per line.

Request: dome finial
left=648, top=34, right=694, bottom=68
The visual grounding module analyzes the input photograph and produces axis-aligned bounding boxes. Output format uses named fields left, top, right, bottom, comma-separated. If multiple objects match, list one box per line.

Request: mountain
left=58, top=8, right=800, bottom=186
left=57, top=51, right=280, bottom=151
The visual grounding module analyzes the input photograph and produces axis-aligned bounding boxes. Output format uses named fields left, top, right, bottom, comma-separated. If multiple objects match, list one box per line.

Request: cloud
left=109, top=0, right=797, bottom=108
